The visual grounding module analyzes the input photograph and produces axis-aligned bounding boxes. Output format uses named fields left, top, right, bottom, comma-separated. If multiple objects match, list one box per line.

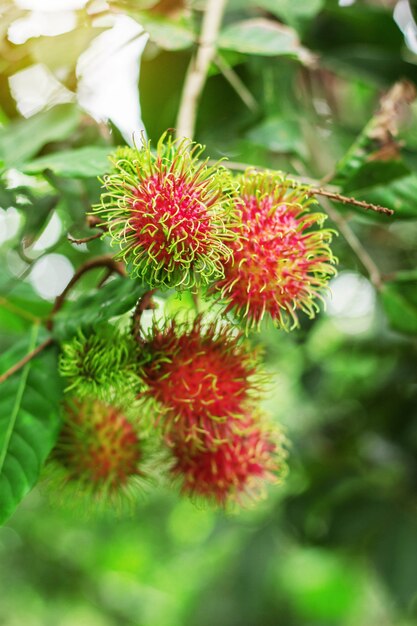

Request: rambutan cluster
left=49, top=132, right=339, bottom=512
left=138, top=319, right=286, bottom=506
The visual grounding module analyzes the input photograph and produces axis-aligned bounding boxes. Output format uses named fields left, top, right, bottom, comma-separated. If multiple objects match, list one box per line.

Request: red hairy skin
left=215, top=172, right=337, bottom=330
left=140, top=319, right=263, bottom=450
left=170, top=419, right=284, bottom=506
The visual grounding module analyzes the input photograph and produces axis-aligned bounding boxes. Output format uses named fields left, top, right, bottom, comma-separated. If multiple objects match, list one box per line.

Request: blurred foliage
left=1, top=0, right=417, bottom=625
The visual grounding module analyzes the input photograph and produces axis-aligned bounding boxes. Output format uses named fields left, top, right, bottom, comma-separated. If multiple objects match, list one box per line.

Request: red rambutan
left=215, top=172, right=337, bottom=330
left=170, top=418, right=286, bottom=507
left=94, top=133, right=238, bottom=289
left=139, top=318, right=264, bottom=449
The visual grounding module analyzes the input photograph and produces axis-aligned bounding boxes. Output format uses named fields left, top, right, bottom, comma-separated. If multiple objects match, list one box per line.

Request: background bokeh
left=1, top=1, right=417, bottom=625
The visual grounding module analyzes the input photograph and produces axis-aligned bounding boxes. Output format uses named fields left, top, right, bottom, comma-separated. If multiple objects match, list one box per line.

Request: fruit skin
left=48, top=396, right=146, bottom=509
left=139, top=317, right=265, bottom=450
left=169, top=417, right=287, bottom=507
left=59, top=325, right=140, bottom=401
left=94, top=132, right=238, bottom=290
left=214, top=171, right=337, bottom=330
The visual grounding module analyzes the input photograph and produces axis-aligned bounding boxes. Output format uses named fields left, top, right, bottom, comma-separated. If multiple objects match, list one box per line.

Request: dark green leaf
left=381, top=283, right=417, bottom=335
left=0, top=327, right=62, bottom=525
left=349, top=174, right=417, bottom=219
left=340, top=160, right=410, bottom=194
left=53, top=276, right=149, bottom=342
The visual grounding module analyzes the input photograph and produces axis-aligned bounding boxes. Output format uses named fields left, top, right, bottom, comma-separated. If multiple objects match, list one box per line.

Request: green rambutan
left=59, top=325, right=140, bottom=400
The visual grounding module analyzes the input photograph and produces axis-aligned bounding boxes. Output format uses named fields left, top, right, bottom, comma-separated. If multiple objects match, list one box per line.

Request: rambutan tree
left=0, top=0, right=416, bottom=559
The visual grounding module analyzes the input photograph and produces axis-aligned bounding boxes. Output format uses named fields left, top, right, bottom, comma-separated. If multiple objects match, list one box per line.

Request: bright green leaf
left=0, top=105, right=81, bottom=168
left=0, top=327, right=62, bottom=525
left=131, top=14, right=195, bottom=50
left=219, top=18, right=312, bottom=62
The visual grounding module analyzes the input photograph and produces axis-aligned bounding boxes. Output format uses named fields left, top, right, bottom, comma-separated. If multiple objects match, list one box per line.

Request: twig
left=49, top=254, right=127, bottom=325
left=67, top=231, right=103, bottom=245
left=208, top=159, right=393, bottom=216
left=319, top=196, right=383, bottom=290
left=132, top=289, right=156, bottom=343
left=176, top=0, right=228, bottom=140
left=0, top=337, right=54, bottom=385
left=214, top=53, right=258, bottom=112
left=305, top=186, right=393, bottom=217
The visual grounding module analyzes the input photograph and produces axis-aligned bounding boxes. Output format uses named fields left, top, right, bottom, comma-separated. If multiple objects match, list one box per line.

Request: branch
left=305, top=186, right=393, bottom=217
left=209, top=159, right=393, bottom=216
left=176, top=0, right=228, bottom=140
left=0, top=337, right=54, bottom=385
left=67, top=231, right=103, bottom=245
left=49, top=254, right=127, bottom=325
left=132, top=289, right=156, bottom=343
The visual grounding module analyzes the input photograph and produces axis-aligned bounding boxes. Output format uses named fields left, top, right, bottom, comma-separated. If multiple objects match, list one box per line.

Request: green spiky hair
left=93, top=132, right=239, bottom=290
left=59, top=325, right=141, bottom=400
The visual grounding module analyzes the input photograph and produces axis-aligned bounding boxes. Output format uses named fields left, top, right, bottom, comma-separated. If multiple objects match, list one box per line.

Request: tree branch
left=132, top=289, right=156, bottom=343
left=209, top=159, right=393, bottom=216
left=67, top=231, right=103, bottom=245
left=176, top=0, right=228, bottom=140
left=305, top=186, right=393, bottom=217
left=0, top=337, right=54, bottom=385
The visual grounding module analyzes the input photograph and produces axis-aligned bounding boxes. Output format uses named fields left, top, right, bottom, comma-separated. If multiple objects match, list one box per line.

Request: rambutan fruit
left=170, top=417, right=286, bottom=507
left=49, top=396, right=147, bottom=508
left=214, top=172, right=337, bottom=330
left=139, top=317, right=264, bottom=449
left=59, top=325, right=140, bottom=400
left=94, top=133, right=238, bottom=289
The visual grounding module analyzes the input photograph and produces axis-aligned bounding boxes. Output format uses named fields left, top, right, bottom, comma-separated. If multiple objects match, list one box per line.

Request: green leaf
left=53, top=276, right=149, bottom=342
left=132, top=14, right=195, bottom=50
left=246, top=117, right=306, bottom=157
left=0, top=105, right=81, bottom=168
left=22, top=146, right=112, bottom=179
left=0, top=327, right=62, bottom=525
left=381, top=283, right=417, bottom=335
left=339, top=160, right=410, bottom=194
left=256, top=0, right=324, bottom=27
left=349, top=174, right=417, bottom=219
left=218, top=18, right=312, bottom=62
